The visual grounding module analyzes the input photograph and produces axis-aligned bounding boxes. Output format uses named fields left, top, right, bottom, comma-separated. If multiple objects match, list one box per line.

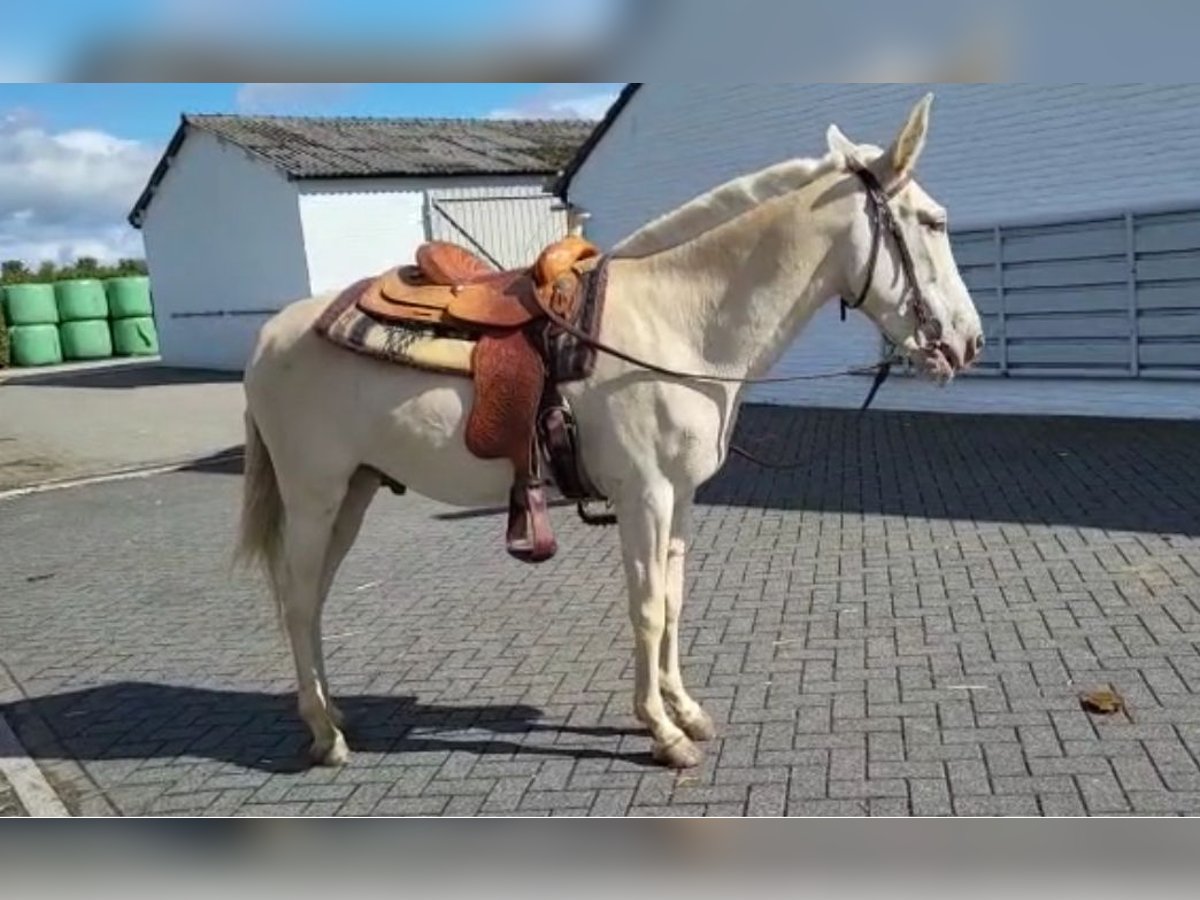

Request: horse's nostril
left=963, top=333, right=984, bottom=365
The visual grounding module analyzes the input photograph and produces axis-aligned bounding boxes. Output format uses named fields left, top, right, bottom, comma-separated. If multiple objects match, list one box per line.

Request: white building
left=129, top=115, right=593, bottom=371
left=556, top=85, right=1200, bottom=420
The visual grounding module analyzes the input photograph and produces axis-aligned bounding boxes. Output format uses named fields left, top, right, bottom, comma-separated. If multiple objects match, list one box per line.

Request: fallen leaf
left=24, top=573, right=55, bottom=583
left=1080, top=689, right=1124, bottom=715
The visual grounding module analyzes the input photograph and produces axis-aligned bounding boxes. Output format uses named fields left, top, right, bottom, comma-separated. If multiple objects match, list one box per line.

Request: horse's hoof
left=679, top=709, right=717, bottom=743
left=311, top=733, right=350, bottom=767
left=653, top=735, right=703, bottom=769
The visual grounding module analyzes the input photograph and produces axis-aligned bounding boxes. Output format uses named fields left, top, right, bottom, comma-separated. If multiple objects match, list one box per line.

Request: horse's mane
left=610, top=151, right=844, bottom=259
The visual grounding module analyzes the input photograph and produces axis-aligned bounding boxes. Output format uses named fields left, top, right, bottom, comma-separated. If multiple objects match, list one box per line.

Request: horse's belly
left=361, top=384, right=518, bottom=509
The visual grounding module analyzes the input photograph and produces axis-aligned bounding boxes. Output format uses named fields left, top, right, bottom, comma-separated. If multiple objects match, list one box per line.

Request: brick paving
left=1, top=406, right=1198, bottom=816
left=0, top=772, right=27, bottom=816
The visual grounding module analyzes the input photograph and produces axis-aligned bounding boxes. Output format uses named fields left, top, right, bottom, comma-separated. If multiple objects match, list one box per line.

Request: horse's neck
left=617, top=185, right=841, bottom=381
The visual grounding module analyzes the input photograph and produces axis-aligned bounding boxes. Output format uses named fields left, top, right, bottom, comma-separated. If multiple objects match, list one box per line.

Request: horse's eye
left=925, top=219, right=947, bottom=234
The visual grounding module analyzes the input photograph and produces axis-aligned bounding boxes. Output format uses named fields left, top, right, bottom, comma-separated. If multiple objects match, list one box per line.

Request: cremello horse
left=238, top=93, right=984, bottom=770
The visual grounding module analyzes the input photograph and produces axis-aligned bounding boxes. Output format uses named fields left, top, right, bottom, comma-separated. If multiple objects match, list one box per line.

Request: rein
left=536, top=166, right=935, bottom=467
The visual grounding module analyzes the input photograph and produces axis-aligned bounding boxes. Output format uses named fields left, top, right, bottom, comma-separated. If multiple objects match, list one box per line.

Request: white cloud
left=488, top=85, right=621, bottom=121
left=0, top=113, right=158, bottom=266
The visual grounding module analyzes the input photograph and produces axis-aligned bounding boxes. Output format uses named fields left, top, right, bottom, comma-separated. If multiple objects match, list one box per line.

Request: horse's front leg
left=660, top=497, right=716, bottom=742
left=617, top=481, right=703, bottom=769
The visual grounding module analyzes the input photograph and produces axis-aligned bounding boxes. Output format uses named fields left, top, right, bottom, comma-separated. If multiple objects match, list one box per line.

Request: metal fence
left=425, top=186, right=568, bottom=270
left=951, top=206, right=1200, bottom=379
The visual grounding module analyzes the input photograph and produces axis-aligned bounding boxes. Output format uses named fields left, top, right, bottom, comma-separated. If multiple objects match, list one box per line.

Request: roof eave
left=551, top=83, right=643, bottom=200
left=290, top=168, right=560, bottom=181
left=127, top=115, right=191, bottom=230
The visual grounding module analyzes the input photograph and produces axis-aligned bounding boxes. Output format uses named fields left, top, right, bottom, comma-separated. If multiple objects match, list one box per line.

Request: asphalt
left=0, top=361, right=244, bottom=491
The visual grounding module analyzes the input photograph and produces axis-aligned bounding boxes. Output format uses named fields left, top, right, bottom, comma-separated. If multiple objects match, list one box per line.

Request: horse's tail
left=236, top=410, right=284, bottom=590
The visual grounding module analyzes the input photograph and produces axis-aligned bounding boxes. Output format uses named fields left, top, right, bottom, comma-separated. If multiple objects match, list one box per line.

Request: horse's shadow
left=0, top=681, right=653, bottom=774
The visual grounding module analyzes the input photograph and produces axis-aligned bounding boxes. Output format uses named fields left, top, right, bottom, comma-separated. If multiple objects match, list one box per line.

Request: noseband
left=840, top=166, right=942, bottom=347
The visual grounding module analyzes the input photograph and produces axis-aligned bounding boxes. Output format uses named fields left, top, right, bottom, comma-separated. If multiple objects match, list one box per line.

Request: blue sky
left=0, top=1, right=626, bottom=266
left=0, top=82, right=622, bottom=267
left=0, top=84, right=620, bottom=144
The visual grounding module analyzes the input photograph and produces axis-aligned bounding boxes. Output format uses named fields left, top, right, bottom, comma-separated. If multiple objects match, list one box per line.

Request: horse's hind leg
left=276, top=483, right=351, bottom=766
left=314, top=467, right=380, bottom=731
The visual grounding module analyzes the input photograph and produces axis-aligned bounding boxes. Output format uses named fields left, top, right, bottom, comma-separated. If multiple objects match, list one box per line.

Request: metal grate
left=425, top=186, right=569, bottom=270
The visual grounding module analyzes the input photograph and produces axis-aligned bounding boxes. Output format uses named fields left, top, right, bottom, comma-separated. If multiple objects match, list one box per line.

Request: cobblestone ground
left=0, top=773, right=27, bottom=816
left=1, top=407, right=1198, bottom=816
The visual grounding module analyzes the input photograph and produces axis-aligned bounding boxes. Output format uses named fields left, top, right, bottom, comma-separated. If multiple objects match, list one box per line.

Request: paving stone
left=953, top=795, right=1040, bottom=816
left=910, top=778, right=953, bottom=816
left=1, top=406, right=1198, bottom=818
left=747, top=783, right=787, bottom=816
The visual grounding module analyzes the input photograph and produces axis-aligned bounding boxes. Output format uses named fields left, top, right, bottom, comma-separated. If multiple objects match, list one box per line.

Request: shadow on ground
left=177, top=405, right=1200, bottom=537
left=179, top=447, right=245, bottom=475
left=0, top=681, right=651, bottom=774
left=4, top=365, right=241, bottom=390
left=695, top=406, right=1200, bottom=537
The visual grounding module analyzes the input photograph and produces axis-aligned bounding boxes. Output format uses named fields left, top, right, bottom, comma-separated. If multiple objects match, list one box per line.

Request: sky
left=0, top=0, right=626, bottom=266
left=0, top=82, right=623, bottom=268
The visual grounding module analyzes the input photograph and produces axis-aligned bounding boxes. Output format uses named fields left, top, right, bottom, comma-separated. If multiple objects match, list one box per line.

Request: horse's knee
left=629, top=603, right=666, bottom=636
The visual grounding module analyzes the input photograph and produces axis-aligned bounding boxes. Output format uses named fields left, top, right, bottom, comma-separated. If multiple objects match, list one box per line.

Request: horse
left=237, top=93, right=984, bottom=770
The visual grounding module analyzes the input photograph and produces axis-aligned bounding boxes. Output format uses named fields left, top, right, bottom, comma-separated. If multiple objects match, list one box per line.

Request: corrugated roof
left=130, top=114, right=595, bottom=227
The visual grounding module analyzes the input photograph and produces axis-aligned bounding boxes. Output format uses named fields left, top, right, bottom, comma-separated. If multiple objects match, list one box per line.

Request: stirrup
left=506, top=480, right=557, bottom=563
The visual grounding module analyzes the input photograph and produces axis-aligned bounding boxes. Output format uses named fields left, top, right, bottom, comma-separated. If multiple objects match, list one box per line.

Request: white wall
left=570, top=84, right=1200, bottom=242
left=565, top=84, right=1200, bottom=418
left=297, top=179, right=425, bottom=296
left=140, top=129, right=310, bottom=371
left=298, top=175, right=555, bottom=295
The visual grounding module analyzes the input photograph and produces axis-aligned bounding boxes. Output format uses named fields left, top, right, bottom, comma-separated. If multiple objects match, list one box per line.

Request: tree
left=73, top=257, right=101, bottom=278
left=0, top=257, right=150, bottom=284
left=1, top=259, right=31, bottom=284
left=114, top=258, right=148, bottom=276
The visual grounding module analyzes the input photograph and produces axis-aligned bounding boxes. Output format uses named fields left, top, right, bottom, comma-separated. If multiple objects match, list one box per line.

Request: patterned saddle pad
left=313, top=278, right=476, bottom=377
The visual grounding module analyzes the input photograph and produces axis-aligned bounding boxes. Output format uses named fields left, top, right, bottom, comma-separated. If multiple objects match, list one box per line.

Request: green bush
left=1, top=257, right=148, bottom=286
left=0, top=302, right=9, bottom=369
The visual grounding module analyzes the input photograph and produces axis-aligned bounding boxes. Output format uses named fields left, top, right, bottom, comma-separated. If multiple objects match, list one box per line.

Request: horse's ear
left=826, top=124, right=862, bottom=169
left=885, top=92, right=933, bottom=181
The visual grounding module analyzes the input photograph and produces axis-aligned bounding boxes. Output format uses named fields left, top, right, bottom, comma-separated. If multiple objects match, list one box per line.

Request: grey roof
left=130, top=114, right=595, bottom=227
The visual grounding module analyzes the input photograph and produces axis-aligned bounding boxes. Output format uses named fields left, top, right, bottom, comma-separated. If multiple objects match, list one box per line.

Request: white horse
left=238, top=93, right=984, bottom=770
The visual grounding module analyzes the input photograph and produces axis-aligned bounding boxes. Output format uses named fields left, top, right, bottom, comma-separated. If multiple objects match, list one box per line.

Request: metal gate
left=425, top=186, right=569, bottom=270
left=951, top=205, right=1200, bottom=379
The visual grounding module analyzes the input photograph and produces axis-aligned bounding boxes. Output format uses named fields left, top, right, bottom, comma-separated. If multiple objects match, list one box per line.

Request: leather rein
left=536, top=167, right=942, bottom=468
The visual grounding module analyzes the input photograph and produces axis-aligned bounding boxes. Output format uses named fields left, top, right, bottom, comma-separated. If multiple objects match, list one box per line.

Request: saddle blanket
left=313, top=278, right=476, bottom=377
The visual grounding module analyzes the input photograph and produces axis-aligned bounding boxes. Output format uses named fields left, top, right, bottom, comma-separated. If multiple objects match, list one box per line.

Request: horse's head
left=825, top=94, right=984, bottom=382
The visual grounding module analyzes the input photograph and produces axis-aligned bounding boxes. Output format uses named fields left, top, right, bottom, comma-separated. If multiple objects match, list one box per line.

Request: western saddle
left=355, top=236, right=610, bottom=564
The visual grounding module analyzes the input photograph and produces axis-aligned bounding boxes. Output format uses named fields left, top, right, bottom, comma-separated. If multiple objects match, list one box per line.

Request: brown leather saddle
left=352, top=236, right=609, bottom=564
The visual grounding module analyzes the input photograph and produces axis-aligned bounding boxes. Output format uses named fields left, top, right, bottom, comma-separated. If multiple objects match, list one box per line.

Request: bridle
left=839, top=165, right=943, bottom=348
